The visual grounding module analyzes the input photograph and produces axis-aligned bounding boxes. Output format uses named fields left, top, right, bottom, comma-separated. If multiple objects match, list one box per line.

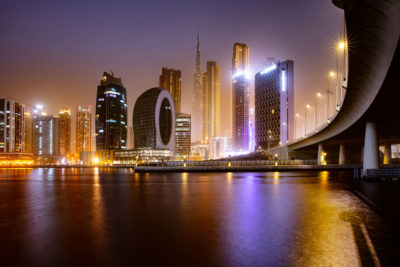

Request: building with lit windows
left=175, top=113, right=191, bottom=159
left=202, top=61, right=220, bottom=143
left=159, top=68, right=182, bottom=113
left=0, top=99, right=24, bottom=153
left=58, top=108, right=72, bottom=155
left=192, top=30, right=202, bottom=142
left=255, top=60, right=294, bottom=149
left=76, top=105, right=91, bottom=153
left=131, top=87, right=175, bottom=160
left=24, top=110, right=33, bottom=153
left=232, top=43, right=250, bottom=152
left=33, top=114, right=59, bottom=156
left=95, top=72, right=127, bottom=150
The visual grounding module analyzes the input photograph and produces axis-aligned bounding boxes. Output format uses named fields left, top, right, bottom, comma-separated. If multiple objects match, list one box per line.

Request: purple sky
left=0, top=0, right=344, bottom=137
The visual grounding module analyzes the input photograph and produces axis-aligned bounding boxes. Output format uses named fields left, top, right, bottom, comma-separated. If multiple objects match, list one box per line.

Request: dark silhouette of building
left=132, top=88, right=175, bottom=153
left=95, top=72, right=127, bottom=151
left=0, top=99, right=24, bottom=152
left=255, top=60, right=294, bottom=149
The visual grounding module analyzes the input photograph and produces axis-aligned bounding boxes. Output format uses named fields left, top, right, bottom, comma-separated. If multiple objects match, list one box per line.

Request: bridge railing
left=162, top=160, right=318, bottom=167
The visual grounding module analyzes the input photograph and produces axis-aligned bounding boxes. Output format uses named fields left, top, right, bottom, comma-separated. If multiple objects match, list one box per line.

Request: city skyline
left=0, top=0, right=344, bottom=137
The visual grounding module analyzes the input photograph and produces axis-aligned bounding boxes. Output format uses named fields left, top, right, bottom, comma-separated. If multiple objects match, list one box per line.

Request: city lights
left=260, top=64, right=277, bottom=75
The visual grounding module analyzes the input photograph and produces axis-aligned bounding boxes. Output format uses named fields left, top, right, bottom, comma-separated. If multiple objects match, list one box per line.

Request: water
left=0, top=168, right=397, bottom=266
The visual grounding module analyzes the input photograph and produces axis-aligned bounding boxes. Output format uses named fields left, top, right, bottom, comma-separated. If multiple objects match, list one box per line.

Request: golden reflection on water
left=273, top=171, right=280, bottom=184
left=320, top=171, right=329, bottom=186
left=92, top=167, right=106, bottom=245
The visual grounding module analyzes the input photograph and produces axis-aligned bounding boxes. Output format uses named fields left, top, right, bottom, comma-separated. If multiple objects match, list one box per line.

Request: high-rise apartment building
left=192, top=30, right=202, bottom=142
left=24, top=110, right=33, bottom=153
left=95, top=72, right=128, bottom=150
left=232, top=43, right=250, bottom=152
left=0, top=99, right=24, bottom=153
left=202, top=61, right=220, bottom=143
left=76, top=105, right=91, bottom=153
left=255, top=60, right=294, bottom=149
left=33, top=114, right=59, bottom=156
left=159, top=68, right=182, bottom=113
left=58, top=108, right=72, bottom=155
left=175, top=113, right=191, bottom=158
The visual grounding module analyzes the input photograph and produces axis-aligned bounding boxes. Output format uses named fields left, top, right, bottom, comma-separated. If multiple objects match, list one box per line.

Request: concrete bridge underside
left=277, top=0, right=400, bottom=170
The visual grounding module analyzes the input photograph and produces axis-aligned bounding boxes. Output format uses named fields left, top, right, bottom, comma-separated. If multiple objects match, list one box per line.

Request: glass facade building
left=232, top=43, right=250, bottom=152
left=76, top=105, right=91, bottom=153
left=132, top=87, right=175, bottom=153
left=255, top=60, right=294, bottom=149
left=175, top=113, right=191, bottom=158
left=159, top=68, right=182, bottom=113
left=0, top=99, right=24, bottom=153
left=95, top=72, right=127, bottom=150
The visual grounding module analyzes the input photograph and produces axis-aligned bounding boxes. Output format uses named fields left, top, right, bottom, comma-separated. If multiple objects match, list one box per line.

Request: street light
left=315, top=93, right=322, bottom=131
left=327, top=72, right=335, bottom=123
left=305, top=104, right=311, bottom=136
left=337, top=40, right=347, bottom=107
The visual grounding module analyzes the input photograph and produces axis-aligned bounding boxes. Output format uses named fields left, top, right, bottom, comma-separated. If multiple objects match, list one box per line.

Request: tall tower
left=76, top=105, right=92, bottom=153
left=192, top=29, right=202, bottom=142
left=0, top=99, right=24, bottom=152
left=33, top=114, right=59, bottom=156
left=95, top=72, right=128, bottom=151
left=58, top=108, right=72, bottom=155
left=255, top=60, right=294, bottom=149
left=232, top=43, right=250, bottom=152
left=24, top=110, right=33, bottom=153
left=159, top=68, right=182, bottom=113
left=202, top=61, right=221, bottom=143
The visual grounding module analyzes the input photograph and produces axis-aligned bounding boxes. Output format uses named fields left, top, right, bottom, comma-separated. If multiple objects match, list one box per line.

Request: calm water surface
left=0, top=168, right=395, bottom=266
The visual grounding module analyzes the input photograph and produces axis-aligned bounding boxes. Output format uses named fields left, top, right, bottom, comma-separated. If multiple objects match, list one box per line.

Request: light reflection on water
left=0, top=168, right=377, bottom=266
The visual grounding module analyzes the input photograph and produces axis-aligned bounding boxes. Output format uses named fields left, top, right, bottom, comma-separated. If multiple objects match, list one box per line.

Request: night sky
left=0, top=0, right=344, bottom=138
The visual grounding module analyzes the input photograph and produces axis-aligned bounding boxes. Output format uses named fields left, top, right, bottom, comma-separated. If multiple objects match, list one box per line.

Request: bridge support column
left=363, top=122, right=379, bottom=174
left=339, top=143, right=345, bottom=165
left=384, top=143, right=391, bottom=164
left=318, top=144, right=325, bottom=165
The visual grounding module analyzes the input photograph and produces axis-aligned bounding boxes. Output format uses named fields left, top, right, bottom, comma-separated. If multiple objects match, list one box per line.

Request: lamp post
left=305, top=104, right=311, bottom=136
left=327, top=72, right=335, bottom=123
left=315, top=93, right=321, bottom=131
left=337, top=41, right=346, bottom=107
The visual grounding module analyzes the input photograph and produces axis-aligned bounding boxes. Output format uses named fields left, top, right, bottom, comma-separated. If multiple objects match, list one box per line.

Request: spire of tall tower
left=196, top=27, right=201, bottom=74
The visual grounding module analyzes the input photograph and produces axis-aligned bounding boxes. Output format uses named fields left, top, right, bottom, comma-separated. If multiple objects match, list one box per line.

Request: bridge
left=270, top=0, right=400, bottom=173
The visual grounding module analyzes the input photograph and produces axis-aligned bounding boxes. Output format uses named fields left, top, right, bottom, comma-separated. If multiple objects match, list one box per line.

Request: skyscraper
left=255, top=60, right=294, bottom=149
left=202, top=61, right=221, bottom=143
left=132, top=87, right=175, bottom=152
left=95, top=72, right=128, bottom=150
left=192, top=29, right=202, bottom=142
left=159, top=68, right=182, bottom=113
left=24, top=110, right=33, bottom=153
left=58, top=108, right=72, bottom=155
left=232, top=43, right=250, bottom=152
left=0, top=99, right=24, bottom=153
left=76, top=105, right=91, bottom=153
left=175, top=113, right=191, bottom=158
left=33, top=114, right=59, bottom=156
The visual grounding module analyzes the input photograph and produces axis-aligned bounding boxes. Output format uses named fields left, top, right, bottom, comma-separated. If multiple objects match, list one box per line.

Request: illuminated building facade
left=33, top=114, right=59, bottom=156
left=232, top=43, right=250, bottom=151
left=132, top=87, right=175, bottom=154
left=24, top=111, right=33, bottom=153
left=209, top=136, right=229, bottom=159
left=175, top=113, right=191, bottom=158
left=255, top=60, right=294, bottom=149
left=202, top=61, right=221, bottom=143
left=58, top=108, right=72, bottom=155
left=0, top=99, right=24, bottom=152
left=76, top=105, right=91, bottom=153
left=159, top=68, right=182, bottom=113
left=95, top=72, right=128, bottom=150
left=192, top=30, right=202, bottom=142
